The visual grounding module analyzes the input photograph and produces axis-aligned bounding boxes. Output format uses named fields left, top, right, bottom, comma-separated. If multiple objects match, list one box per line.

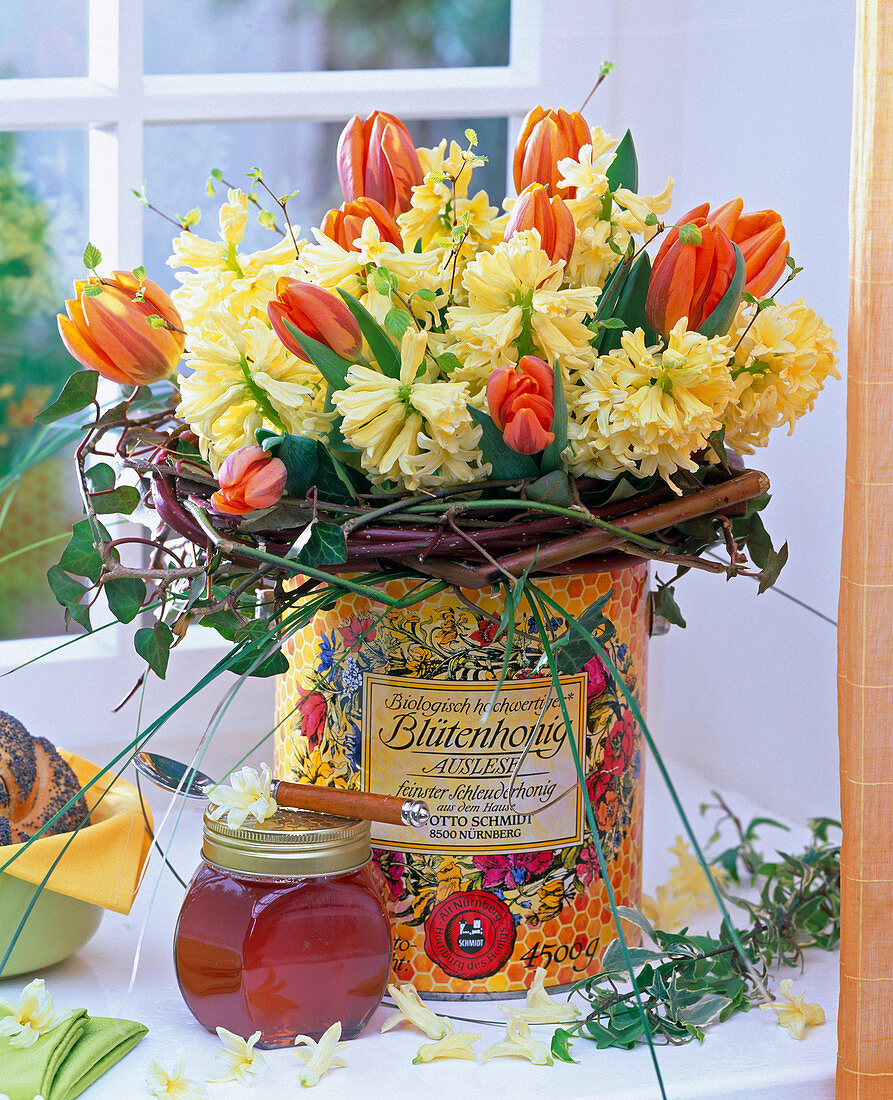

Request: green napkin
left=0, top=1008, right=147, bottom=1100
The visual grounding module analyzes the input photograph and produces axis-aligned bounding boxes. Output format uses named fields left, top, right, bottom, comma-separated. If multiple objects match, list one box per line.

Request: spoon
left=134, top=751, right=430, bottom=828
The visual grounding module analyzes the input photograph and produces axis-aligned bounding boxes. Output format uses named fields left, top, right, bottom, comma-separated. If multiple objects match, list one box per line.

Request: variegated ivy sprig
left=551, top=813, right=840, bottom=1060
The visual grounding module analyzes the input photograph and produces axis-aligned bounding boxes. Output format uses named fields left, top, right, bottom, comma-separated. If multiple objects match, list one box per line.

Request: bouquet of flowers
left=35, top=104, right=836, bottom=680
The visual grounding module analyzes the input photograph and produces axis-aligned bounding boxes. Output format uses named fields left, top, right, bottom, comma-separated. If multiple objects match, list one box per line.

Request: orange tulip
left=486, top=355, right=555, bottom=455
left=504, top=183, right=576, bottom=266
left=513, top=105, right=591, bottom=197
left=705, top=197, right=789, bottom=298
left=321, top=197, right=404, bottom=251
left=661, top=200, right=789, bottom=300
left=645, top=219, right=738, bottom=337
left=210, top=446, right=287, bottom=515
left=336, top=111, right=423, bottom=218
left=57, top=270, right=184, bottom=385
left=268, top=279, right=363, bottom=362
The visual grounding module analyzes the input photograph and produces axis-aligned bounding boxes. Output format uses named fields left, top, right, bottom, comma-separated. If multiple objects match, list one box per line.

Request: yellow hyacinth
left=572, top=319, right=734, bottom=490
left=723, top=299, right=839, bottom=453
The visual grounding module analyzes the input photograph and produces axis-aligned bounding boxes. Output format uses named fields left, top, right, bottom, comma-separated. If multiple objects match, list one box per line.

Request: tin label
left=362, top=672, right=587, bottom=854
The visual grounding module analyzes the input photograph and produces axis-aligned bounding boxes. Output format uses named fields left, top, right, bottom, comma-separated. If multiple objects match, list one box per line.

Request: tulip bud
left=663, top=199, right=789, bottom=300
left=210, top=446, right=287, bottom=515
left=645, top=219, right=738, bottom=338
left=336, top=110, right=423, bottom=218
left=321, top=197, right=403, bottom=251
left=504, top=183, right=576, bottom=266
left=486, top=355, right=555, bottom=455
left=57, top=270, right=184, bottom=386
left=267, top=279, right=363, bottom=362
left=513, top=105, right=591, bottom=197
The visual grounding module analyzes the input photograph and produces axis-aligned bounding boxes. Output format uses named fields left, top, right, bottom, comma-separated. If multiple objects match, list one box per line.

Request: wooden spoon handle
left=271, top=780, right=429, bottom=827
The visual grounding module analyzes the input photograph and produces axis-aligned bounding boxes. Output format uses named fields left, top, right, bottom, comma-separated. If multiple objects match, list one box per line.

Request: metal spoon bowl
left=134, top=751, right=216, bottom=800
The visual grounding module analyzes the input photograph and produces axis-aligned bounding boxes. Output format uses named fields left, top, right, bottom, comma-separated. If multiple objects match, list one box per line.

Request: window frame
left=0, top=0, right=553, bottom=739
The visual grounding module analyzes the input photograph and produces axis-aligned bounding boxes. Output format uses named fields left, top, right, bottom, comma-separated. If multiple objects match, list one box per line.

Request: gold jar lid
left=202, top=807, right=371, bottom=878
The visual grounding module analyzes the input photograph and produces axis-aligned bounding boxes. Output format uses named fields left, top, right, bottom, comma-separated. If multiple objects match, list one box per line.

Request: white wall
left=601, top=0, right=853, bottom=820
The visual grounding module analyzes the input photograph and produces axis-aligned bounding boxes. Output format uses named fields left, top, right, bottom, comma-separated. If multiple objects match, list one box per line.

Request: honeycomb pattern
left=276, top=566, right=649, bottom=996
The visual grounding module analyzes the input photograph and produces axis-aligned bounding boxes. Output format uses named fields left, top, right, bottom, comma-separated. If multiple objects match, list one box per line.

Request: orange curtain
left=837, top=1, right=893, bottom=1095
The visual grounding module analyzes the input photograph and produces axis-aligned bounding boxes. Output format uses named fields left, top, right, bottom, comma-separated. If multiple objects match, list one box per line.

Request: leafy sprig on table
left=552, top=811, right=841, bottom=1059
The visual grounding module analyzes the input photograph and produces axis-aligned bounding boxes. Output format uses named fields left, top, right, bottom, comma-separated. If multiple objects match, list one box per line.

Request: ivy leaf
left=134, top=621, right=174, bottom=678
left=85, top=462, right=115, bottom=492
left=677, top=994, right=731, bottom=1027
left=199, top=607, right=242, bottom=642
left=46, top=565, right=91, bottom=631
left=526, top=469, right=573, bottom=507
left=550, top=1028, right=577, bottom=1064
left=601, top=939, right=664, bottom=973
left=34, top=371, right=99, bottom=424
left=468, top=407, right=539, bottom=480
left=615, top=906, right=658, bottom=942
left=553, top=590, right=616, bottom=675
left=90, top=485, right=141, bottom=515
left=653, top=584, right=686, bottom=628
left=228, top=621, right=289, bottom=678
left=104, top=576, right=147, bottom=623
left=757, top=541, right=788, bottom=594
left=298, top=522, right=348, bottom=567
left=279, top=433, right=318, bottom=497
left=337, top=288, right=402, bottom=378
left=58, top=519, right=110, bottom=582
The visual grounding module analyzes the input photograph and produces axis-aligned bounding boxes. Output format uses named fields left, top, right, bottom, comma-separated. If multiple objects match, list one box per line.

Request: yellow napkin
left=0, top=752, right=152, bottom=914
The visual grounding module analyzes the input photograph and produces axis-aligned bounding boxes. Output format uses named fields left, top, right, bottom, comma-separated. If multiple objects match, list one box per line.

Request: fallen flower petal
left=381, top=982, right=451, bottom=1040
left=293, top=1020, right=349, bottom=1087
left=208, top=1026, right=267, bottom=1084
left=146, top=1058, right=207, bottom=1099
left=481, top=1012, right=552, bottom=1065
left=412, top=1029, right=479, bottom=1064
left=500, top=967, right=578, bottom=1025
left=760, top=979, right=826, bottom=1040
left=207, top=764, right=278, bottom=830
left=0, top=979, right=70, bottom=1048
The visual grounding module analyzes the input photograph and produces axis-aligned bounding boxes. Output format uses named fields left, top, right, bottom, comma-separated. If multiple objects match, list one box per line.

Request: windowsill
left=0, top=756, right=838, bottom=1098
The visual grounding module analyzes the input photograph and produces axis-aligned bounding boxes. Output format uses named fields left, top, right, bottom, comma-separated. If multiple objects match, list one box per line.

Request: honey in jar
left=174, top=808, right=392, bottom=1047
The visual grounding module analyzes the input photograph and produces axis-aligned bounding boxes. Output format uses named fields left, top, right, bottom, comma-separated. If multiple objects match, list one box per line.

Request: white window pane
left=0, top=130, right=88, bottom=639
left=0, top=0, right=88, bottom=78
left=145, top=0, right=510, bottom=75
left=142, top=116, right=508, bottom=290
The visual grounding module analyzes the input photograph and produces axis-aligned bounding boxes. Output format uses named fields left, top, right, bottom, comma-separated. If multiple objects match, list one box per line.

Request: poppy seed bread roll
left=0, top=711, right=88, bottom=845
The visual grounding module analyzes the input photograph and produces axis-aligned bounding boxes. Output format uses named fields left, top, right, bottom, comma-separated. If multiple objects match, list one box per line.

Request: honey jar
left=174, top=807, right=392, bottom=1047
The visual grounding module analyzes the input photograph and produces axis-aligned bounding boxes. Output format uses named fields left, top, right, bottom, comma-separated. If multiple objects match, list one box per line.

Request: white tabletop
left=0, top=756, right=838, bottom=1100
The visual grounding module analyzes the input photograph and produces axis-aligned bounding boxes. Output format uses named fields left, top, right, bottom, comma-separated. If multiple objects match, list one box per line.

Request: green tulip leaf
left=134, top=620, right=174, bottom=678
left=541, top=363, right=568, bottom=474
left=468, top=407, right=540, bottom=479
left=600, top=252, right=654, bottom=354
left=606, top=129, right=638, bottom=194
left=337, top=288, right=402, bottom=378
left=281, top=319, right=353, bottom=390
left=34, top=370, right=99, bottom=425
left=699, top=242, right=745, bottom=338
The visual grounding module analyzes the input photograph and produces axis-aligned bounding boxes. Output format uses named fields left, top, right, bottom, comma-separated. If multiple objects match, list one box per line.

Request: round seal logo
left=424, top=891, right=516, bottom=979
